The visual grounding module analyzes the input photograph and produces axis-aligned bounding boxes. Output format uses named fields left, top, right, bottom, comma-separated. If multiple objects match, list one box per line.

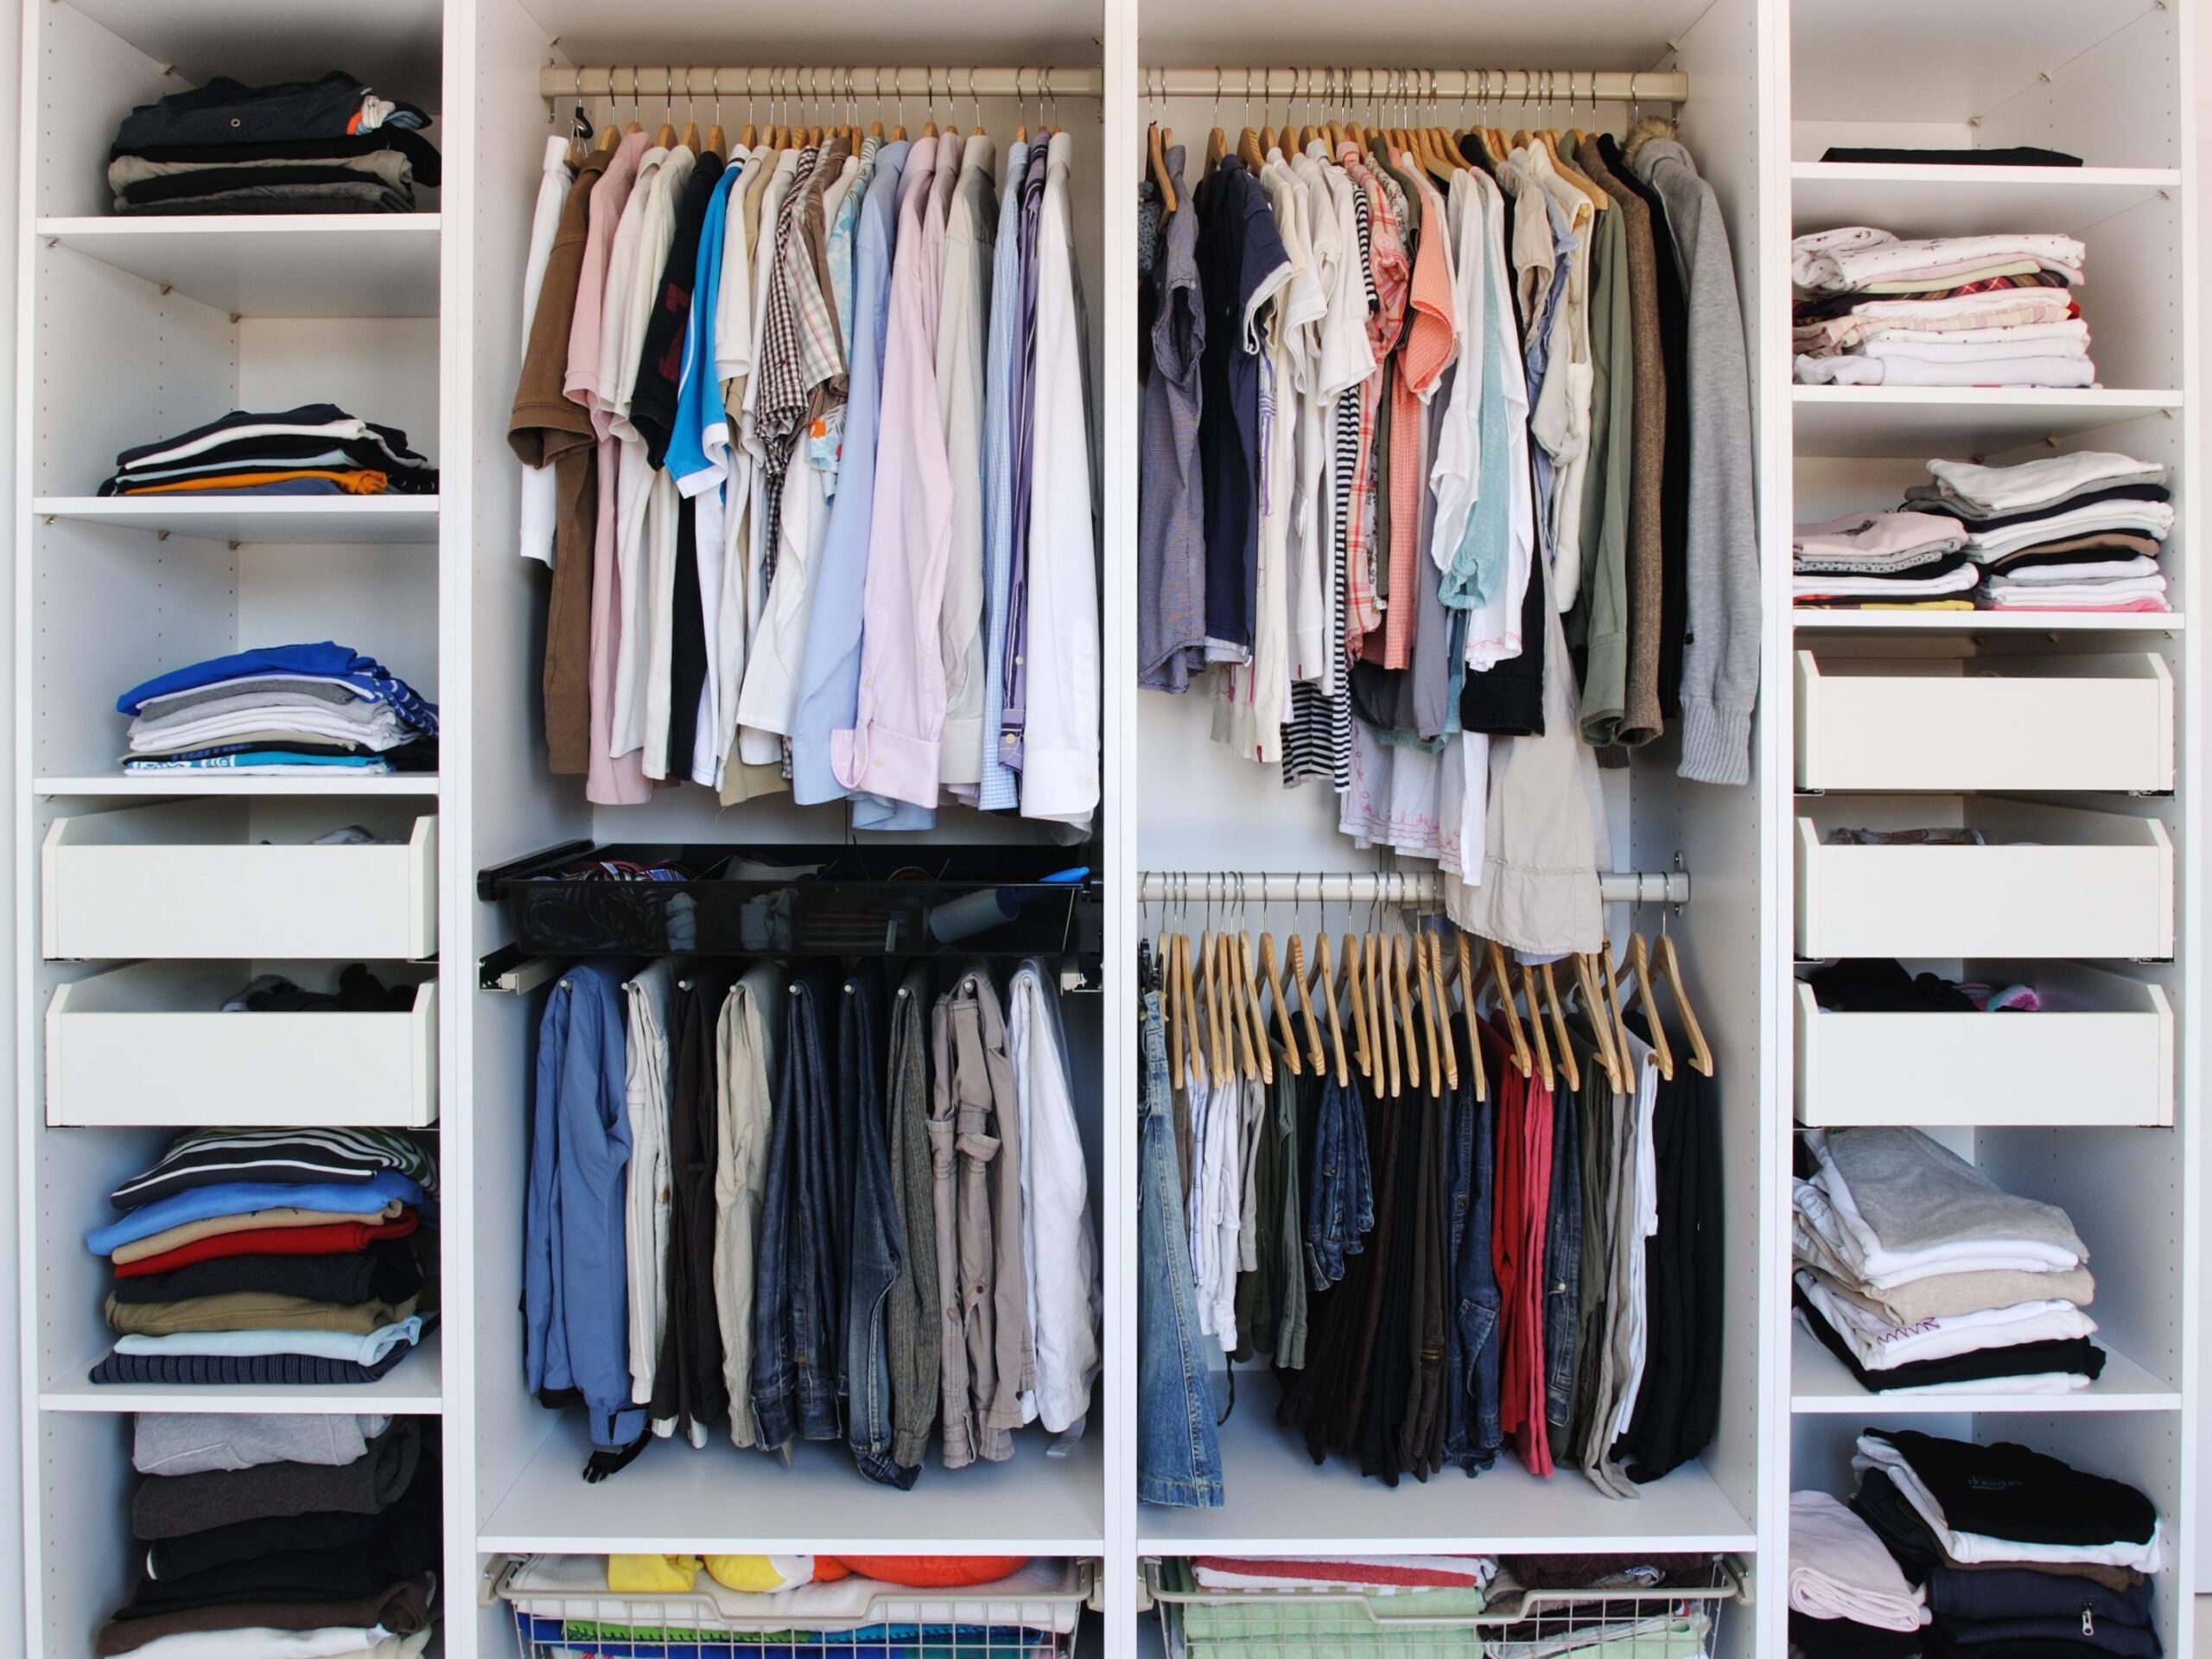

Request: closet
left=0, top=0, right=2196, bottom=1656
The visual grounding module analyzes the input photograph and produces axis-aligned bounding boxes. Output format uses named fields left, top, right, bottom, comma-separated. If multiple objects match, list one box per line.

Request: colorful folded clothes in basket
left=88, top=1127, right=435, bottom=1387
left=94, top=1412, right=442, bottom=1658
left=114, top=640, right=439, bottom=775
left=99, top=404, right=439, bottom=497
left=106, top=71, right=440, bottom=216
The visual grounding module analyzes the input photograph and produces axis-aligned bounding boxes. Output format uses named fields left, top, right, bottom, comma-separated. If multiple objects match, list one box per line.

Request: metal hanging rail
left=537, top=64, right=1688, bottom=105
left=1140, top=869, right=1690, bottom=907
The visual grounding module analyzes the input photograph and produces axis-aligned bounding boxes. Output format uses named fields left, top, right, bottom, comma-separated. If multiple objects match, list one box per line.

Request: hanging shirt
left=1007, top=961, right=1101, bottom=1433
left=826, top=133, right=951, bottom=807
left=517, top=135, right=575, bottom=565
left=1463, top=161, right=1538, bottom=675
left=998, top=140, right=1051, bottom=775
left=938, top=133, right=1001, bottom=797
left=1136, top=143, right=1208, bottom=694
left=622, top=960, right=676, bottom=1414
left=975, top=139, right=1031, bottom=810
left=1019, top=130, right=1100, bottom=827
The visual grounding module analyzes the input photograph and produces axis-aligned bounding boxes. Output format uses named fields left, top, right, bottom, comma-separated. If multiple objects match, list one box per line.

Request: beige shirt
left=937, top=134, right=999, bottom=795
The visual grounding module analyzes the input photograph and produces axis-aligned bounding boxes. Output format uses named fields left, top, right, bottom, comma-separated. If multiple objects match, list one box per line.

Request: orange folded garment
left=121, top=468, right=390, bottom=496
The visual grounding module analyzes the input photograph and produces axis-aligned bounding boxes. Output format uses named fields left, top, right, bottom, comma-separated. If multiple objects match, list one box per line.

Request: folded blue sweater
left=86, top=1168, right=427, bottom=1255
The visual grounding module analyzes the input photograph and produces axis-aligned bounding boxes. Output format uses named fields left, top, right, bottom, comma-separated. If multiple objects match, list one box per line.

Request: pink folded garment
left=1192, top=1556, right=1498, bottom=1593
left=1980, top=597, right=2171, bottom=613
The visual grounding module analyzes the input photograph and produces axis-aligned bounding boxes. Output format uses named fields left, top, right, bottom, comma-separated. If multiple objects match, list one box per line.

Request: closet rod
left=538, top=65, right=1105, bottom=100
left=1137, top=67, right=1688, bottom=103
left=1140, top=870, right=1691, bottom=906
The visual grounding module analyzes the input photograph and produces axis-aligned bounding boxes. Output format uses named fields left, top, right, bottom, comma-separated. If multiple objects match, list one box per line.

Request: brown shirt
left=509, top=145, right=610, bottom=467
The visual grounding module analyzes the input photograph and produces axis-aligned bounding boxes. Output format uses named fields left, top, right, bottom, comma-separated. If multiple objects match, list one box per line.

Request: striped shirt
left=112, top=1127, right=437, bottom=1211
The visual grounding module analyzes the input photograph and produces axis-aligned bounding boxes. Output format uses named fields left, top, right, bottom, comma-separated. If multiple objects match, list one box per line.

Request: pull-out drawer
left=42, top=802, right=435, bottom=960
left=1796, top=803, right=2173, bottom=960
left=45, top=963, right=436, bottom=1127
left=1796, top=649, right=2173, bottom=792
left=1796, top=963, right=2173, bottom=1128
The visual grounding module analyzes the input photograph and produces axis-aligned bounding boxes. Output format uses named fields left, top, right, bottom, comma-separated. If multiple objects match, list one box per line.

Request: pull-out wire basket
left=1146, top=1555, right=1743, bottom=1659
left=494, top=1557, right=1094, bottom=1659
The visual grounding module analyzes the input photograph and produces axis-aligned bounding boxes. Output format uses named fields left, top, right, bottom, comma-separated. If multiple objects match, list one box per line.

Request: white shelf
left=1135, top=1404, right=1757, bottom=1555
left=478, top=1409, right=1106, bottom=1554
left=1789, top=1325, right=2179, bottom=1415
left=35, top=774, right=439, bottom=798
left=57, top=0, right=443, bottom=95
left=35, top=495, right=439, bottom=544
left=41, top=1329, right=442, bottom=1414
left=1795, top=609, right=2183, bottom=632
left=1792, top=387, right=2183, bottom=457
left=1791, top=163, right=2182, bottom=238
left=35, top=216, right=441, bottom=317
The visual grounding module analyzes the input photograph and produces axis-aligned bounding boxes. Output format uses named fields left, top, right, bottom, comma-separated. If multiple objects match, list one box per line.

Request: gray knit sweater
left=1630, top=131, right=1761, bottom=786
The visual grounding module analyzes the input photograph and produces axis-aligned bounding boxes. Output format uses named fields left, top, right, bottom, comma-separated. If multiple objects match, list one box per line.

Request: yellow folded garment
left=105, top=1289, right=420, bottom=1337
left=702, top=1555, right=817, bottom=1592
left=608, top=1555, right=702, bottom=1593
left=122, top=468, right=391, bottom=495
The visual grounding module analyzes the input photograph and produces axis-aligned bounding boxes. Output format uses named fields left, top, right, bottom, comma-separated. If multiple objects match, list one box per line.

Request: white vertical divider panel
left=0, top=0, right=22, bottom=1646
left=1101, top=0, right=1139, bottom=1651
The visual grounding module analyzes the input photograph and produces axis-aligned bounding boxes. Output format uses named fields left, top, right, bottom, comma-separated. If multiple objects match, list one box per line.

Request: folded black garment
left=1933, top=1612, right=2161, bottom=1657
left=1924, top=1631, right=2157, bottom=1659
left=1496, top=1554, right=1720, bottom=1591
left=112, top=129, right=442, bottom=188
left=231, top=964, right=420, bottom=1012
left=112, top=1128, right=435, bottom=1211
left=1929, top=1563, right=2155, bottom=1628
left=1821, top=144, right=2083, bottom=167
left=1789, top=1611, right=1923, bottom=1659
left=144, top=1452, right=436, bottom=1583
left=116, top=183, right=415, bottom=217
left=1916, top=481, right=2171, bottom=532
left=114, top=72, right=429, bottom=152
left=1795, top=1289, right=2107, bottom=1392
left=100, top=435, right=435, bottom=496
left=132, top=1416, right=421, bottom=1541
left=91, top=1343, right=415, bottom=1388
left=121, top=163, right=416, bottom=209
left=1806, top=958, right=1979, bottom=1013
left=1984, top=538, right=2165, bottom=575
left=1867, top=1427, right=2159, bottom=1551
left=110, top=1237, right=423, bottom=1309
left=114, top=403, right=431, bottom=474
left=98, top=1573, right=436, bottom=1657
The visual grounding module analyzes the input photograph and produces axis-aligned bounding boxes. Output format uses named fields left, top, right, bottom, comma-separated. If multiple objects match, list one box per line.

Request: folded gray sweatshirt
left=1630, top=128, right=1761, bottom=787
left=1813, top=1128, right=2088, bottom=1262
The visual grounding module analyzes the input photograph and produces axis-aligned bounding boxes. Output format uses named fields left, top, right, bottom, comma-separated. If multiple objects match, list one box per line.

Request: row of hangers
left=1148, top=878, right=1711, bottom=1107
left=565, top=65, right=1067, bottom=169
left=1146, top=65, right=1634, bottom=217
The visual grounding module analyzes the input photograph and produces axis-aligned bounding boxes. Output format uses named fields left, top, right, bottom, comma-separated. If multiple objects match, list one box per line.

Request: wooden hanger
left=654, top=119, right=677, bottom=149
left=1412, top=936, right=1442, bottom=1098
left=706, top=122, right=728, bottom=156
left=1338, top=931, right=1372, bottom=1080
left=1423, top=934, right=1458, bottom=1093
left=1176, top=931, right=1199, bottom=1089
left=1161, top=931, right=1185, bottom=1090
left=1539, top=963, right=1580, bottom=1092
left=1393, top=932, right=1421, bottom=1096
left=1621, top=933, right=1675, bottom=1082
left=1449, top=932, right=1488, bottom=1103
left=1573, top=953, right=1624, bottom=1093
left=596, top=122, right=621, bottom=151
left=1372, top=927, right=1402, bottom=1098
left=1516, top=963, right=1554, bottom=1088
left=1312, top=931, right=1348, bottom=1086
left=1198, top=927, right=1222, bottom=1082
left=1656, top=930, right=1716, bottom=1077
left=1223, top=928, right=1255, bottom=1084
left=1261, top=932, right=1302, bottom=1077
left=1205, top=123, right=1226, bottom=167
left=1478, top=939, right=1532, bottom=1077
left=1286, top=931, right=1325, bottom=1073
left=1148, top=124, right=1179, bottom=214
left=1244, top=929, right=1275, bottom=1084
left=1237, top=126, right=1264, bottom=169
left=680, top=118, right=701, bottom=151
left=1598, top=939, right=1637, bottom=1088
left=741, top=121, right=758, bottom=149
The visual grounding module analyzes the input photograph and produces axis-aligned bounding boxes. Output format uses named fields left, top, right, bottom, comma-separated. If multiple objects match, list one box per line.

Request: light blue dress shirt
left=976, top=139, right=1029, bottom=810
left=788, top=140, right=934, bottom=829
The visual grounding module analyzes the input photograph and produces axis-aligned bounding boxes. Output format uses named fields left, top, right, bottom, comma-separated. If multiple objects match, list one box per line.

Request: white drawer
left=1795, top=965, right=2173, bottom=1128
left=45, top=963, right=437, bottom=1127
left=1796, top=649, right=2173, bottom=792
left=42, top=803, right=435, bottom=960
left=1795, top=803, right=2173, bottom=959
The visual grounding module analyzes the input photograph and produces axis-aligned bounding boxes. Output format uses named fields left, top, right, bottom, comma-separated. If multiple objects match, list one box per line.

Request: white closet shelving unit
left=5, top=1, right=2202, bottom=1657
left=1773, top=8, right=2201, bottom=1659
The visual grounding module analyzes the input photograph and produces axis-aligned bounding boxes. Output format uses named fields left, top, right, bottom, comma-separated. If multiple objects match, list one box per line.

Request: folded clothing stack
left=1792, top=509, right=1974, bottom=609
left=1852, top=1429, right=2163, bottom=1658
left=1793, top=1126, right=2102, bottom=1395
left=99, top=404, right=438, bottom=499
left=1904, top=451, right=2174, bottom=613
left=87, top=1127, right=435, bottom=1387
left=107, top=70, right=440, bottom=217
left=115, top=641, right=439, bottom=776
left=1789, top=1490, right=1929, bottom=1659
left=1792, top=226, right=2090, bottom=387
left=98, top=1413, right=439, bottom=1659
left=1804, top=958, right=2037, bottom=1014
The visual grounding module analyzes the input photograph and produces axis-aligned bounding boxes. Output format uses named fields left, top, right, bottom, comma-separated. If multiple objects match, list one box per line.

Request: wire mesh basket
left=1145, top=1556, right=1743, bottom=1659
left=494, top=1557, right=1094, bottom=1659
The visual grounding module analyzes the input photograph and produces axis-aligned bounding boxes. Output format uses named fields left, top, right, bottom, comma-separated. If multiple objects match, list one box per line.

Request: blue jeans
left=1543, top=1074, right=1584, bottom=1431
left=753, top=972, right=842, bottom=1448
left=1444, top=1038, right=1502, bottom=1473
left=1304, top=1071, right=1376, bottom=1287
left=841, top=971, right=915, bottom=1487
left=1137, top=988, right=1224, bottom=1508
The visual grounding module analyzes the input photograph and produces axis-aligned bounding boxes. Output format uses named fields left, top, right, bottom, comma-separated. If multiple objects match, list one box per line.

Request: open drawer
left=1796, top=963, right=2173, bottom=1128
left=1796, top=649, right=2173, bottom=792
left=42, top=802, right=435, bottom=960
left=45, top=963, right=436, bottom=1127
left=1796, top=801, right=2173, bottom=959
